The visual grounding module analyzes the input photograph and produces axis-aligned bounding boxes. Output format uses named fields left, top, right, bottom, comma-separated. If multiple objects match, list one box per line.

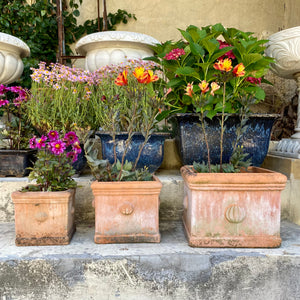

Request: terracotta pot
left=91, top=176, right=162, bottom=244
left=12, top=189, right=76, bottom=246
left=181, top=166, right=287, bottom=248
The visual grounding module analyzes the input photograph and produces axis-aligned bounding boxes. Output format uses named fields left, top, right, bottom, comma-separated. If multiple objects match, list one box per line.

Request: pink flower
left=48, top=130, right=59, bottom=141
left=64, top=131, right=79, bottom=146
left=72, top=141, right=82, bottom=154
left=164, top=48, right=185, bottom=60
left=246, top=77, right=262, bottom=85
left=29, top=137, right=37, bottom=149
left=66, top=151, right=78, bottom=163
left=0, top=99, right=9, bottom=107
left=36, top=136, right=47, bottom=149
left=49, top=140, right=66, bottom=155
left=218, top=40, right=235, bottom=60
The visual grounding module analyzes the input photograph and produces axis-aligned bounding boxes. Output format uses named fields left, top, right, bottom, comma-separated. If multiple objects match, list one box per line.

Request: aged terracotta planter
left=181, top=166, right=287, bottom=248
left=91, top=176, right=162, bottom=244
left=12, top=189, right=76, bottom=246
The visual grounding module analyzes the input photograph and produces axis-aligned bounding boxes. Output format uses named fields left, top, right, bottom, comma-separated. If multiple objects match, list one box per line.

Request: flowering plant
left=0, top=84, right=35, bottom=150
left=149, top=23, right=273, bottom=115
left=27, top=131, right=81, bottom=191
left=28, top=62, right=94, bottom=136
left=85, top=63, right=167, bottom=181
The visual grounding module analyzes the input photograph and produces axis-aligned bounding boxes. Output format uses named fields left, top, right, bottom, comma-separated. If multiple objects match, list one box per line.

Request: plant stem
left=199, top=111, right=211, bottom=172
left=220, top=82, right=226, bottom=173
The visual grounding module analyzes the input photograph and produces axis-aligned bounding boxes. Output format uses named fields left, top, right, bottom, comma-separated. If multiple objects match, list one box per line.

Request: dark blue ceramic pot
left=95, top=132, right=170, bottom=173
left=71, top=144, right=87, bottom=174
left=169, top=113, right=278, bottom=167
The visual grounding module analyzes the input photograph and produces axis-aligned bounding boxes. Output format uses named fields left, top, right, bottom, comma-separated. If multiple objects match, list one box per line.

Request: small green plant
left=26, top=130, right=81, bottom=191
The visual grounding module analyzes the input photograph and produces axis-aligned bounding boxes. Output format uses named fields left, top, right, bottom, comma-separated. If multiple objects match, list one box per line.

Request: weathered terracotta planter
left=181, top=166, right=287, bottom=248
left=91, top=176, right=162, bottom=244
left=12, top=189, right=76, bottom=246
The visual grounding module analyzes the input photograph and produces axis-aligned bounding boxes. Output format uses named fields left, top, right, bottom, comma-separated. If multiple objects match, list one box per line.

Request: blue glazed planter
left=169, top=113, right=278, bottom=167
left=95, top=132, right=170, bottom=173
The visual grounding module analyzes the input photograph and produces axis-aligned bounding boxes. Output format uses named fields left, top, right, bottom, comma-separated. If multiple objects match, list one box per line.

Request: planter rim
left=0, top=32, right=30, bottom=57
left=168, top=113, right=280, bottom=119
left=0, top=148, right=36, bottom=154
left=181, top=165, right=287, bottom=186
left=95, top=131, right=171, bottom=137
left=267, top=26, right=300, bottom=42
left=91, top=175, right=162, bottom=192
left=11, top=188, right=75, bottom=203
left=76, top=31, right=160, bottom=55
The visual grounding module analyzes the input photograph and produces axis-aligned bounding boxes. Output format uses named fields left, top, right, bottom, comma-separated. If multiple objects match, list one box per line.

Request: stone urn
left=265, top=26, right=300, bottom=155
left=75, top=31, right=159, bottom=71
left=0, top=32, right=30, bottom=84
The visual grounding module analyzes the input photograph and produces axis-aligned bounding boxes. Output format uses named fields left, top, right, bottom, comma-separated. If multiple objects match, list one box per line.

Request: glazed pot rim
left=95, top=131, right=171, bottom=137
left=168, top=113, right=280, bottom=119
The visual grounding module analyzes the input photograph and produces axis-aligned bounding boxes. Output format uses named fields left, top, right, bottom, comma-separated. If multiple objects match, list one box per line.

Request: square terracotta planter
left=12, top=189, right=76, bottom=246
left=181, top=166, right=287, bottom=248
left=91, top=176, right=162, bottom=244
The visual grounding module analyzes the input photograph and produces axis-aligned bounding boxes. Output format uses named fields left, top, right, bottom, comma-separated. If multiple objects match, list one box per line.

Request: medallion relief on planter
left=224, top=204, right=246, bottom=224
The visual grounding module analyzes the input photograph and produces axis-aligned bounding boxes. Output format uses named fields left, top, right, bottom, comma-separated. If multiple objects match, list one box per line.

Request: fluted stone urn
left=265, top=27, right=300, bottom=157
left=0, top=32, right=30, bottom=84
left=75, top=31, right=159, bottom=71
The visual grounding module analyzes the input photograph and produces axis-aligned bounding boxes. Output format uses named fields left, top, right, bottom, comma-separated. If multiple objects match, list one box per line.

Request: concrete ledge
left=0, top=221, right=300, bottom=299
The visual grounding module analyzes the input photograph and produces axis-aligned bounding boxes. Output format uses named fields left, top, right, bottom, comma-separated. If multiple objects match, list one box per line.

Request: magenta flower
left=36, top=136, right=47, bottom=149
left=164, top=48, right=185, bottom=60
left=29, top=137, right=38, bottom=149
left=64, top=131, right=79, bottom=146
left=72, top=141, right=82, bottom=154
left=246, top=77, right=262, bottom=85
left=49, top=140, right=66, bottom=155
left=48, top=130, right=59, bottom=141
left=0, top=99, right=9, bottom=107
left=217, top=40, right=235, bottom=60
left=66, top=151, right=78, bottom=162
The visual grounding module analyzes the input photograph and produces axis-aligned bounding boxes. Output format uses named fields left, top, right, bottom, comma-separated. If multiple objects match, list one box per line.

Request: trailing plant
left=0, top=0, right=136, bottom=87
left=26, top=130, right=81, bottom=191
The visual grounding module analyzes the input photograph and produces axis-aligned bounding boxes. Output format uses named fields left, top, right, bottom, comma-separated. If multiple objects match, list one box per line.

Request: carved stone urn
left=75, top=31, right=159, bottom=71
left=0, top=32, right=30, bottom=84
left=265, top=27, right=300, bottom=157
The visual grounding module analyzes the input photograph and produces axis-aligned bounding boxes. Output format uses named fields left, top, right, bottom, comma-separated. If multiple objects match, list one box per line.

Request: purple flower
left=29, top=137, right=37, bottom=149
left=64, top=131, right=79, bottom=146
left=66, top=151, right=78, bottom=162
left=72, top=141, right=82, bottom=154
left=0, top=99, right=9, bottom=107
left=49, top=140, right=66, bottom=155
left=36, top=136, right=47, bottom=149
left=48, top=130, right=59, bottom=141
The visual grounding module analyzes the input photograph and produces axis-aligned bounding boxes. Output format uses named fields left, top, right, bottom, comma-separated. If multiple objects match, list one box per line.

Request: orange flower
left=114, top=70, right=128, bottom=86
left=133, top=67, right=148, bottom=83
left=210, top=82, right=220, bottom=96
left=185, top=83, right=194, bottom=97
left=213, top=58, right=233, bottom=72
left=198, top=80, right=209, bottom=94
left=233, top=63, right=246, bottom=77
left=145, top=70, right=159, bottom=83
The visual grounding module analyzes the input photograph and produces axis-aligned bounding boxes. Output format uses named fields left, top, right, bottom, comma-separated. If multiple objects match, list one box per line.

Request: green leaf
left=255, top=86, right=266, bottom=100
left=190, top=42, right=205, bottom=57
left=175, top=66, right=196, bottom=76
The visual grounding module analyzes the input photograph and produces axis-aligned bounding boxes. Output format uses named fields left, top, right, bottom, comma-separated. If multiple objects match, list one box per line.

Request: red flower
left=114, top=70, right=128, bottom=86
left=233, top=63, right=246, bottom=77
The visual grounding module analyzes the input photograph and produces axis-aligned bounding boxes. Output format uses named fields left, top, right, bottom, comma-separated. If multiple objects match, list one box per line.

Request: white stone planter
left=265, top=26, right=300, bottom=79
left=0, top=33, right=30, bottom=84
left=75, top=31, right=159, bottom=71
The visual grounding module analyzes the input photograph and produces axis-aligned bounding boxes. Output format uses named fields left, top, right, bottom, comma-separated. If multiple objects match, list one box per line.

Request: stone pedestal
left=261, top=154, right=300, bottom=225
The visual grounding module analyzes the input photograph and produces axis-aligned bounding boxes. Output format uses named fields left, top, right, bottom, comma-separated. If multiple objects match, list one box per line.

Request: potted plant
left=160, top=24, right=288, bottom=247
left=148, top=23, right=278, bottom=166
left=85, top=63, right=169, bottom=244
left=11, top=130, right=81, bottom=246
left=0, top=84, right=36, bottom=177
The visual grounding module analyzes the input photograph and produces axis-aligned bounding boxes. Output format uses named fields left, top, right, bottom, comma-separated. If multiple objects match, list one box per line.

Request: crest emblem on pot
left=224, top=204, right=246, bottom=224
